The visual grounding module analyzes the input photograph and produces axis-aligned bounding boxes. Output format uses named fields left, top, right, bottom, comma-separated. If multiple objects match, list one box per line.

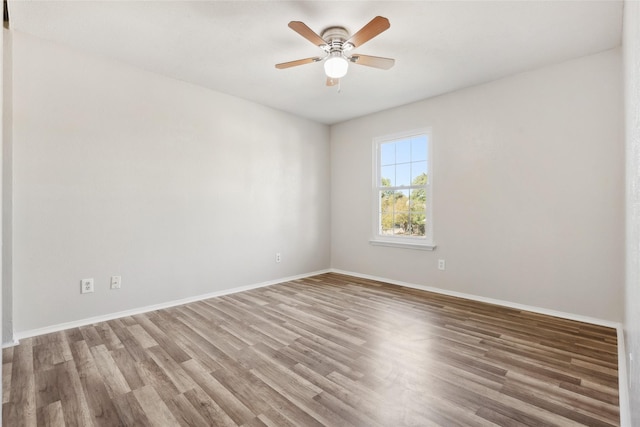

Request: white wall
left=331, top=49, right=624, bottom=322
left=11, top=31, right=331, bottom=333
left=1, top=19, right=4, bottom=424
left=7, top=25, right=626, bottom=340
left=3, top=28, right=12, bottom=345
left=624, top=0, right=640, bottom=423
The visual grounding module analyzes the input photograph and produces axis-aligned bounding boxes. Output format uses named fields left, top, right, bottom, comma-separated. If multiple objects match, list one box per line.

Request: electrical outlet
left=438, top=259, right=446, bottom=270
left=81, top=278, right=94, bottom=294
left=110, top=275, right=122, bottom=289
left=275, top=252, right=282, bottom=263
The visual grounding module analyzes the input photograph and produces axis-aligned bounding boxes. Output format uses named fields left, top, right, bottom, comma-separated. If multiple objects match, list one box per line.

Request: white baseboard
left=330, top=268, right=620, bottom=328
left=330, top=268, right=631, bottom=425
left=14, top=269, right=331, bottom=341
left=2, top=339, right=19, bottom=349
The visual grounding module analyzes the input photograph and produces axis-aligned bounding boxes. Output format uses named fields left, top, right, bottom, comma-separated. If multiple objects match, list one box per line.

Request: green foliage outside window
left=380, top=173, right=427, bottom=236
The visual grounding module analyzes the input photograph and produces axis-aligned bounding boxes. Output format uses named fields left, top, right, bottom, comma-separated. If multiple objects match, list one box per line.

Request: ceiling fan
left=275, top=16, right=395, bottom=87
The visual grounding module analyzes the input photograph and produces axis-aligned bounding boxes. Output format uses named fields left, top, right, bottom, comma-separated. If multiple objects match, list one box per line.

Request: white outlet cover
left=110, top=275, right=122, bottom=289
left=81, top=278, right=94, bottom=294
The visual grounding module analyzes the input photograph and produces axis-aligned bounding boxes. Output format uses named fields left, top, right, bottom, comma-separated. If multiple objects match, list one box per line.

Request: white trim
left=330, top=268, right=621, bottom=328
left=617, top=326, right=632, bottom=427
left=14, top=269, right=331, bottom=341
left=369, top=239, right=436, bottom=251
left=2, top=339, right=18, bottom=349
left=372, top=128, right=434, bottom=247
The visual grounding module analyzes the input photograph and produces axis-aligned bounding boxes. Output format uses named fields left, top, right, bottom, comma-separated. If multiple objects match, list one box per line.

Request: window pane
left=392, top=190, right=409, bottom=235
left=396, top=139, right=411, bottom=164
left=409, top=213, right=426, bottom=236
left=381, top=143, right=395, bottom=166
left=379, top=190, right=394, bottom=235
left=380, top=190, right=394, bottom=213
left=411, top=136, right=428, bottom=161
left=381, top=165, right=395, bottom=186
left=395, top=189, right=409, bottom=201
left=396, top=163, right=411, bottom=186
left=393, top=211, right=409, bottom=235
left=411, top=199, right=426, bottom=213
left=411, top=161, right=427, bottom=184
left=395, top=189, right=409, bottom=202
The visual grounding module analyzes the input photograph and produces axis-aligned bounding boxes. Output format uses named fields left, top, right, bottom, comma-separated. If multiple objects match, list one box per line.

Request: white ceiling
left=8, top=1, right=623, bottom=125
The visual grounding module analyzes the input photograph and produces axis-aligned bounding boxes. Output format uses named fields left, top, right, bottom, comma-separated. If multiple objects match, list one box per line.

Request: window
left=371, top=129, right=435, bottom=250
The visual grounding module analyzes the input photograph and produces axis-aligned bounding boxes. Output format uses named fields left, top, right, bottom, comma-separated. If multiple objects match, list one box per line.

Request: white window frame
left=370, top=128, right=436, bottom=250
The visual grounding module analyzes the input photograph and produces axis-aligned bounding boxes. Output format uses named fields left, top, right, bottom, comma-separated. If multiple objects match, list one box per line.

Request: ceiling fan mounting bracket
left=321, top=26, right=349, bottom=42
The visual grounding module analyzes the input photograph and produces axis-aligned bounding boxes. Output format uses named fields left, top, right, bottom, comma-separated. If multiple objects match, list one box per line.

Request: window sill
left=369, top=239, right=437, bottom=251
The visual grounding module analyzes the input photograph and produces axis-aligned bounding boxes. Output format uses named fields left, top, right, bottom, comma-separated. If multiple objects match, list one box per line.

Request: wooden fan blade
left=350, top=54, right=395, bottom=70
left=345, top=16, right=390, bottom=48
left=288, top=21, right=328, bottom=48
left=275, top=57, right=322, bottom=69
left=326, top=77, right=339, bottom=87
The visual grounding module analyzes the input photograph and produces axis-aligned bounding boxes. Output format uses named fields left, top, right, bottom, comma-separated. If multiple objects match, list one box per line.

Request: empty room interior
left=1, top=0, right=640, bottom=426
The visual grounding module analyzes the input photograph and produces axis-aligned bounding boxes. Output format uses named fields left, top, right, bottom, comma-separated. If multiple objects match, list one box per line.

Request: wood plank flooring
left=2, top=273, right=620, bottom=426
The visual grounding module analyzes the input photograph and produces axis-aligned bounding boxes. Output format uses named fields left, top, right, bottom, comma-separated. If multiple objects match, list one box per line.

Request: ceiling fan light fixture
left=324, top=54, right=349, bottom=79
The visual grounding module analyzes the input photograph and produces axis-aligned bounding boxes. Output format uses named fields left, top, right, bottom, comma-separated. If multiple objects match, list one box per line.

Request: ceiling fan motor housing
left=321, top=27, right=353, bottom=53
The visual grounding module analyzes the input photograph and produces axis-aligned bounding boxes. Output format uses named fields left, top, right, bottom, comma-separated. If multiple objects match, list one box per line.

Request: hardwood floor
left=2, top=273, right=620, bottom=426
